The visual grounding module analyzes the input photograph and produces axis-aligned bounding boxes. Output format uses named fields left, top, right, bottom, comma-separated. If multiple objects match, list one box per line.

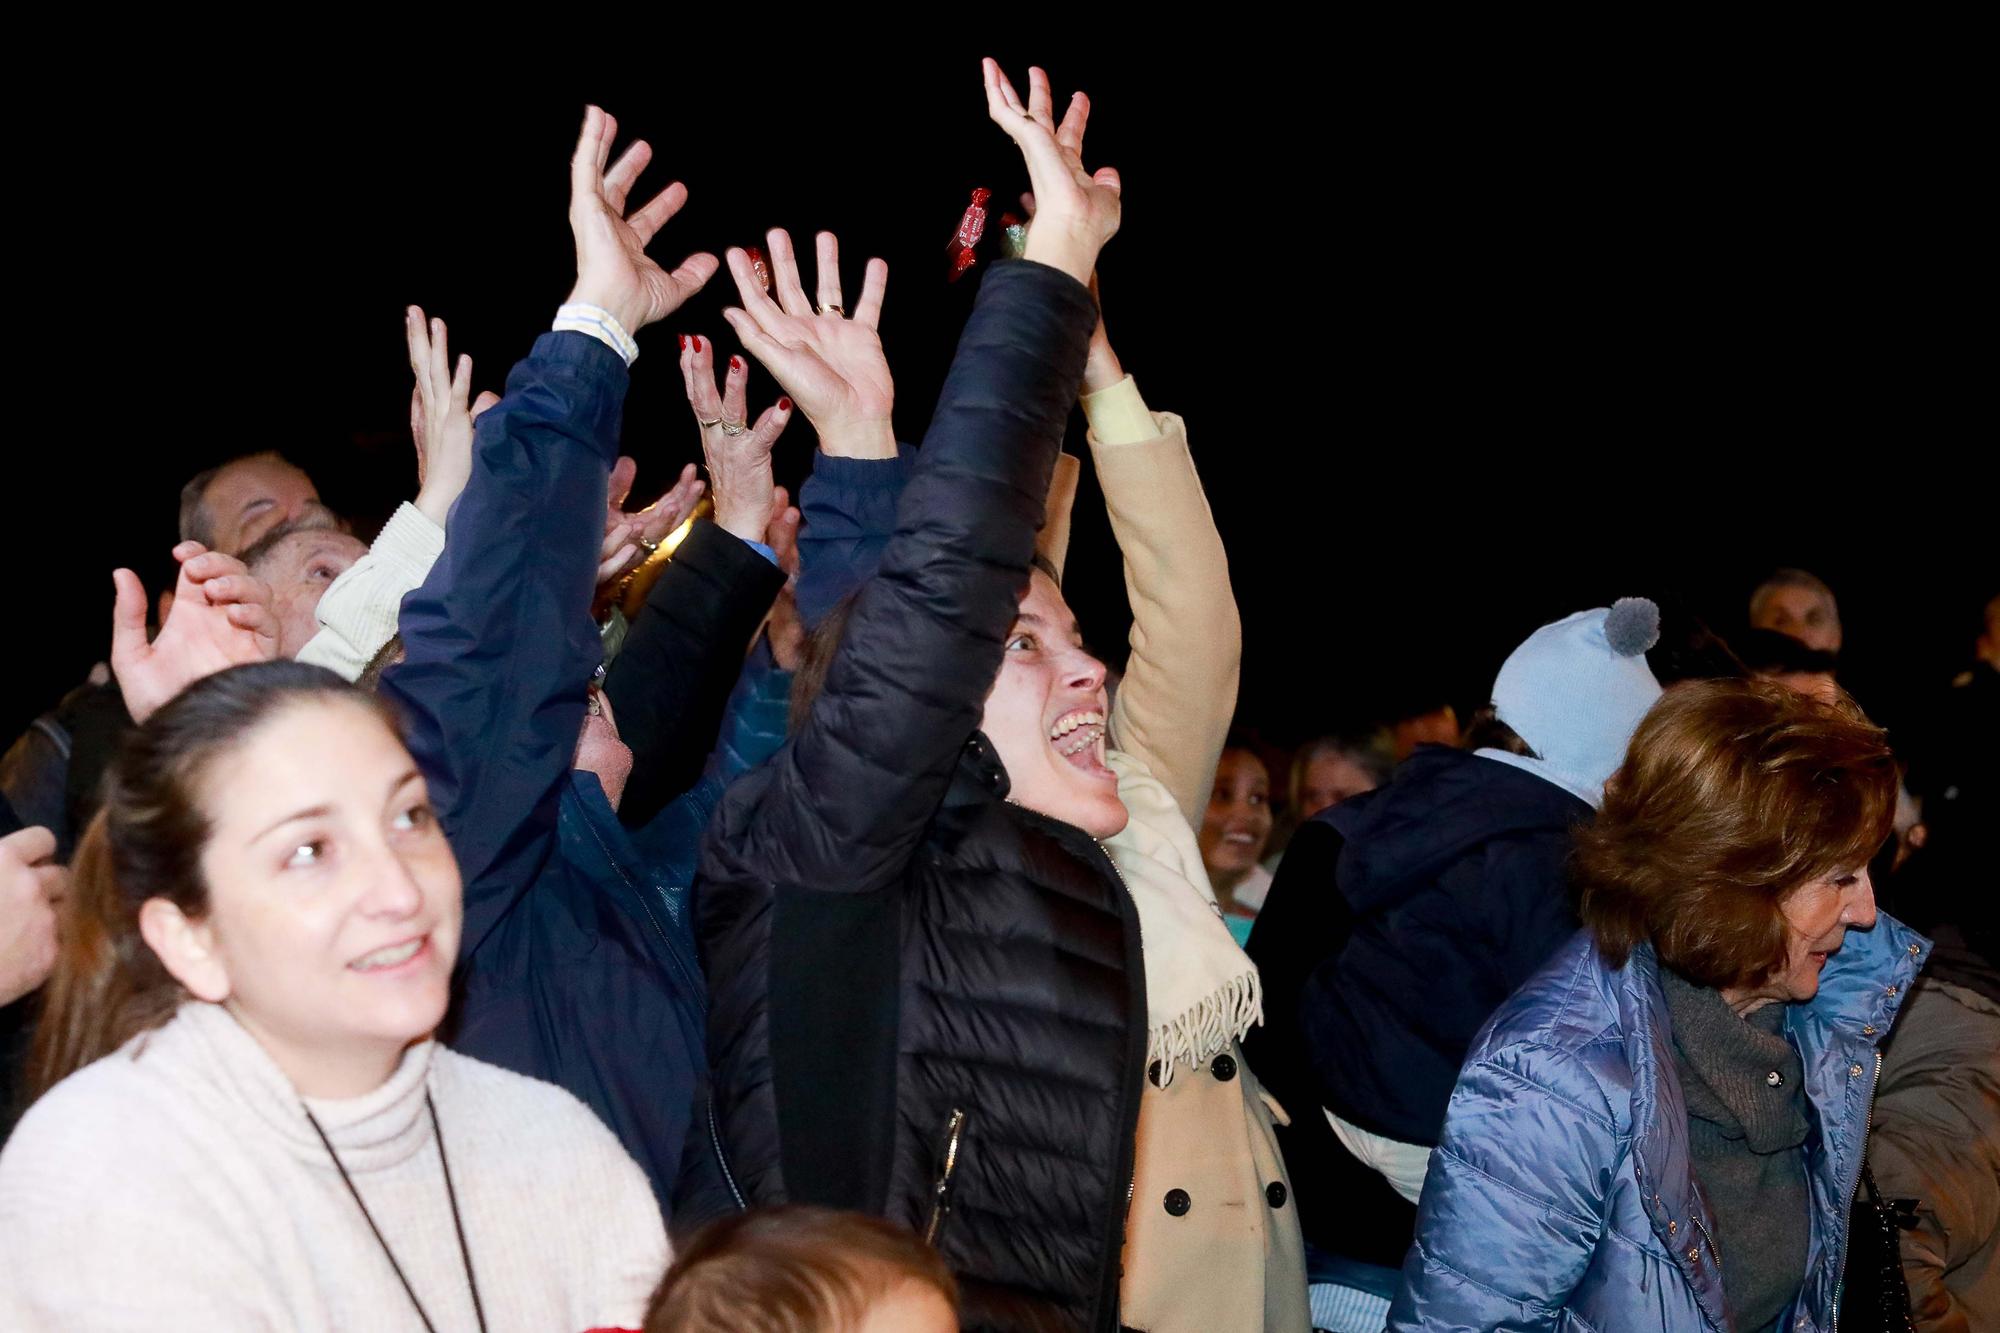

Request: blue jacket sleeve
left=793, top=445, right=916, bottom=629
left=707, top=260, right=1097, bottom=898
left=379, top=331, right=625, bottom=961
left=1388, top=1040, right=1614, bottom=1331
left=703, top=640, right=794, bottom=784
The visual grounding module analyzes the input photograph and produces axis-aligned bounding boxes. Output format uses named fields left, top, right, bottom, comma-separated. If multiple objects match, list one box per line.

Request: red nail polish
left=778, top=396, right=792, bottom=411
left=730, top=355, right=745, bottom=373
left=677, top=335, right=688, bottom=352
left=692, top=335, right=704, bottom=353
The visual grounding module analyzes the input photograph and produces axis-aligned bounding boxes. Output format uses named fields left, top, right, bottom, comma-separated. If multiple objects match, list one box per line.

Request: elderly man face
left=245, top=527, right=367, bottom=658
left=1750, top=581, right=1842, bottom=654
left=199, top=456, right=339, bottom=556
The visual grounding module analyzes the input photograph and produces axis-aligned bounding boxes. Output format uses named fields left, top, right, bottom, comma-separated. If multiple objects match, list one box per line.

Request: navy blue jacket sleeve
left=793, top=445, right=916, bottom=629
left=380, top=331, right=624, bottom=961
left=602, top=519, right=785, bottom=828
left=709, top=260, right=1097, bottom=898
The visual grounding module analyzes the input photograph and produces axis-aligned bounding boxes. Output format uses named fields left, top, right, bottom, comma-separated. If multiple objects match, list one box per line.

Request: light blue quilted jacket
left=1391, top=919, right=1929, bottom=1332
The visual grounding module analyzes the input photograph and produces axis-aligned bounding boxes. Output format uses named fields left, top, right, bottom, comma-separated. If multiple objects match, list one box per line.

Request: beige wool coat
left=1045, top=381, right=1310, bottom=1332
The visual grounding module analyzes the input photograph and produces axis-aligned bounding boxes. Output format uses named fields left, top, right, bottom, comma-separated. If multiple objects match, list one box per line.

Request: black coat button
left=1163, top=1189, right=1191, bottom=1217
left=1266, top=1181, right=1288, bottom=1208
left=1210, top=1053, right=1237, bottom=1082
left=1147, top=1060, right=1165, bottom=1087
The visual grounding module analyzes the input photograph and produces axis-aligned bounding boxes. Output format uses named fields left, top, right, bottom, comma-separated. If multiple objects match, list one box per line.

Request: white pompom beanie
left=1476, top=598, right=1664, bottom=809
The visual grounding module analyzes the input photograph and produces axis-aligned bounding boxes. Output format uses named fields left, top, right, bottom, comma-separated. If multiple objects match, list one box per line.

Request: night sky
left=11, top=45, right=1987, bottom=761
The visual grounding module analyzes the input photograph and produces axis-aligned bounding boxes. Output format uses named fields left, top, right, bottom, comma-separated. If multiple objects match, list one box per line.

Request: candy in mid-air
left=945, top=187, right=994, bottom=281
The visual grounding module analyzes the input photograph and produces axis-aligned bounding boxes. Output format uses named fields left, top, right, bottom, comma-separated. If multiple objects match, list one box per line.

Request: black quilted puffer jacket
left=684, top=261, right=1147, bottom=1332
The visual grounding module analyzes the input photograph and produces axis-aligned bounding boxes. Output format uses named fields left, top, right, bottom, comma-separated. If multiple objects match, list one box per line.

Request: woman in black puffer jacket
left=683, top=63, right=1137, bottom=1331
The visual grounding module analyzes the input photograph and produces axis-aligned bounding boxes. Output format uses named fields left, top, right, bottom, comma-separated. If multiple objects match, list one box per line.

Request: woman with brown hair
left=1391, top=678, right=1927, bottom=1333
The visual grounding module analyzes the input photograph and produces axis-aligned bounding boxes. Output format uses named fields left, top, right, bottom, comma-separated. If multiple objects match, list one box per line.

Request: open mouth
left=1048, top=708, right=1115, bottom=781
left=349, top=935, right=431, bottom=974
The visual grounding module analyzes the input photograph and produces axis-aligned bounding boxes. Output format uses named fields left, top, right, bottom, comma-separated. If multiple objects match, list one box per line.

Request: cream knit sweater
left=0, top=1002, right=667, bottom=1331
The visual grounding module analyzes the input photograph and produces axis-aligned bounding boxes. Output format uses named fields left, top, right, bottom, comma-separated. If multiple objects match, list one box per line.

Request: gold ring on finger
left=719, top=419, right=749, bottom=436
left=696, top=415, right=724, bottom=429
left=818, top=303, right=845, bottom=318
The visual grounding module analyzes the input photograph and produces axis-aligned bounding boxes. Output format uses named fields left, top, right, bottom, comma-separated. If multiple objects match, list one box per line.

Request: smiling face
left=1726, top=867, right=1878, bottom=1011
left=979, top=570, right=1127, bottom=839
left=249, top=528, right=367, bottom=658
left=158, top=697, right=461, bottom=1096
left=1200, top=749, right=1273, bottom=883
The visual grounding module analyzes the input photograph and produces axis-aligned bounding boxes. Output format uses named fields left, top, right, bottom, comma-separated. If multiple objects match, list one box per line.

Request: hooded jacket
left=1390, top=919, right=1930, bottom=1332
left=1292, top=744, right=1592, bottom=1146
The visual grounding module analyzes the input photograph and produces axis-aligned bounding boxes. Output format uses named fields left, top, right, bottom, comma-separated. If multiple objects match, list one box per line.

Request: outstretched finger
left=814, top=232, right=846, bottom=315
left=406, top=305, right=432, bottom=379
left=766, top=229, right=814, bottom=319
left=627, top=178, right=688, bottom=246
left=722, top=354, right=750, bottom=427
left=721, top=306, right=789, bottom=374
left=199, top=573, right=268, bottom=608
left=742, top=397, right=794, bottom=459
left=983, top=57, right=1027, bottom=124
left=1055, top=91, right=1090, bottom=154
left=661, top=251, right=720, bottom=309
left=631, top=464, right=704, bottom=544
left=109, top=568, right=150, bottom=672
left=852, top=257, right=889, bottom=330
left=570, top=106, right=611, bottom=200
left=450, top=353, right=473, bottom=411
left=1026, top=66, right=1057, bottom=131
left=607, top=456, right=637, bottom=511
left=681, top=335, right=725, bottom=422
left=471, top=390, right=502, bottom=420
left=602, top=138, right=653, bottom=215
left=427, top=317, right=451, bottom=397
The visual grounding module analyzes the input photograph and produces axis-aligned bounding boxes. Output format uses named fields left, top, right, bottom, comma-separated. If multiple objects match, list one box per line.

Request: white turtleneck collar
left=169, top=1000, right=438, bottom=1173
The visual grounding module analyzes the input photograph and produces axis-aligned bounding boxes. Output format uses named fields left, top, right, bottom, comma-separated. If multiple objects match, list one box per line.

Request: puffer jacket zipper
left=924, top=1108, right=970, bottom=1245
left=709, top=1093, right=749, bottom=1212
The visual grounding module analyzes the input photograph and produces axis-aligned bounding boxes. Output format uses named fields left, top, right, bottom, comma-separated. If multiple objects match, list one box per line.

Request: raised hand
left=981, top=59, right=1121, bottom=284
left=407, top=306, right=500, bottom=525
left=566, top=106, right=718, bottom=336
left=679, top=334, right=795, bottom=543
left=598, top=456, right=705, bottom=591
left=112, top=543, right=279, bottom=723
left=720, top=229, right=896, bottom=460
left=0, top=825, right=62, bottom=1006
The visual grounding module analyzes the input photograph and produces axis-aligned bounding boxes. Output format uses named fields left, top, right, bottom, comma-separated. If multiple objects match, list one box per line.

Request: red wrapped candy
left=744, top=244, right=773, bottom=294
left=945, top=187, right=993, bottom=282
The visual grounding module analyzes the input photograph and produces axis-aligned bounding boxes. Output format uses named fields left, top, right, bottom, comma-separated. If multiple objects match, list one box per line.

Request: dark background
left=8, top=44, right=1988, bottom=759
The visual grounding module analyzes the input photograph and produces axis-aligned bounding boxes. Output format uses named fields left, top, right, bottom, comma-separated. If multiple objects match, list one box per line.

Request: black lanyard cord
left=303, top=1090, right=488, bottom=1333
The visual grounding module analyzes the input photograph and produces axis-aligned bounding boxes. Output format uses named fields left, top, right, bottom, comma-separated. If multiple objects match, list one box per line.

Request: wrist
left=816, top=415, right=899, bottom=461
left=1022, top=223, right=1102, bottom=286
left=562, top=287, right=648, bottom=343
left=712, top=496, right=772, bottom=545
left=1081, top=340, right=1124, bottom=395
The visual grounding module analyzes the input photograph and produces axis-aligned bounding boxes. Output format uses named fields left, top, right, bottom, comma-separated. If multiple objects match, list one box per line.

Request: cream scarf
left=1103, top=749, right=1264, bottom=1085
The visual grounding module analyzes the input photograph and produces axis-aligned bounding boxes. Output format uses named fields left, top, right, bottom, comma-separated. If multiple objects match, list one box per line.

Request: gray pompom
left=1604, top=597, right=1661, bottom=657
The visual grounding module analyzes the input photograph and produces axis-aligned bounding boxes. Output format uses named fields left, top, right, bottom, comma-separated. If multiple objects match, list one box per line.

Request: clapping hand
left=112, top=544, right=279, bottom=724
left=720, top=230, right=895, bottom=460
left=566, top=106, right=718, bottom=336
left=678, top=334, right=794, bottom=544
left=0, top=826, right=62, bottom=1006
left=981, top=59, right=1122, bottom=285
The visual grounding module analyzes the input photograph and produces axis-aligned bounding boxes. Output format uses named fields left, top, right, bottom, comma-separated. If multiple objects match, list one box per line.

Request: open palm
left=566, top=106, right=718, bottom=335
left=722, top=228, right=895, bottom=458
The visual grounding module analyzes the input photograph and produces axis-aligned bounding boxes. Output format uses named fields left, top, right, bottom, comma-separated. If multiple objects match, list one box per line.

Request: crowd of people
left=0, top=57, right=1994, bottom=1333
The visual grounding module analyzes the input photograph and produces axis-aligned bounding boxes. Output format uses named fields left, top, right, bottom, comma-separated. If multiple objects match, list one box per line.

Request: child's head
left=647, top=1206, right=958, bottom=1332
